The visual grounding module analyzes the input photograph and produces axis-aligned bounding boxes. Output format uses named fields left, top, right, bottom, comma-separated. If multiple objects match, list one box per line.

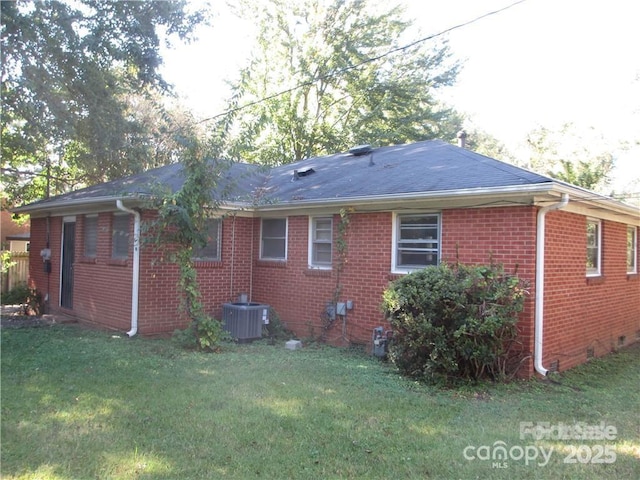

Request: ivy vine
left=145, top=135, right=231, bottom=350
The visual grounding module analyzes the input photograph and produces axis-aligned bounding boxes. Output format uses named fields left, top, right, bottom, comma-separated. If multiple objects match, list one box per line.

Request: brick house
left=14, top=140, right=640, bottom=376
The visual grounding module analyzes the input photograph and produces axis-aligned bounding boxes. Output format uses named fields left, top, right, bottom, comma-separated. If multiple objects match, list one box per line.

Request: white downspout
left=534, top=193, right=569, bottom=376
left=116, top=200, right=140, bottom=337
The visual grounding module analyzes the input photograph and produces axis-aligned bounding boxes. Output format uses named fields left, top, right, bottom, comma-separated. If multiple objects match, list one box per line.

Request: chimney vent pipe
left=457, top=130, right=467, bottom=148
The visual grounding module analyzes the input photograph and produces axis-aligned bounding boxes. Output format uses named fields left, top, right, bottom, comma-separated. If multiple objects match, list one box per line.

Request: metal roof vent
left=292, top=167, right=315, bottom=181
left=348, top=144, right=373, bottom=156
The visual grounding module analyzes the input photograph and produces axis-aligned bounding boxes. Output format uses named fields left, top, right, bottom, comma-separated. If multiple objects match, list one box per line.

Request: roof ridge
left=443, top=142, right=552, bottom=184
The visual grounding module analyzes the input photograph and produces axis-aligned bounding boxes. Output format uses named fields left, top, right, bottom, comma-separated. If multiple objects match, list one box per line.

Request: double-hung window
left=84, top=215, right=98, bottom=258
left=261, top=218, right=287, bottom=260
left=627, top=226, right=637, bottom=274
left=309, top=217, right=332, bottom=268
left=112, top=213, right=130, bottom=259
left=586, top=218, right=601, bottom=276
left=193, top=218, right=221, bottom=261
left=393, top=213, right=440, bottom=273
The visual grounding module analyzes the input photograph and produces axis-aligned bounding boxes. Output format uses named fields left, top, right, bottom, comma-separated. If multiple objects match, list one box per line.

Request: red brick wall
left=28, top=216, right=61, bottom=309
left=28, top=205, right=638, bottom=376
left=72, top=213, right=133, bottom=330
left=137, top=213, right=255, bottom=335
left=251, top=212, right=395, bottom=345
left=29, top=213, right=136, bottom=330
left=28, top=212, right=255, bottom=335
left=541, top=211, right=640, bottom=372
left=251, top=207, right=540, bottom=350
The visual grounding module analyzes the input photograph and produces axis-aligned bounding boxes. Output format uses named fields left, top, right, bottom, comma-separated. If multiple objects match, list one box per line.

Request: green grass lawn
left=1, top=325, right=639, bottom=479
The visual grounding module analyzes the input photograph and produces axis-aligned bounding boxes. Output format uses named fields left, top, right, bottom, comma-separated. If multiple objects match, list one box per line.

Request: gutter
left=116, top=200, right=140, bottom=337
left=13, top=194, right=143, bottom=215
left=256, top=183, right=555, bottom=211
left=534, top=193, right=569, bottom=376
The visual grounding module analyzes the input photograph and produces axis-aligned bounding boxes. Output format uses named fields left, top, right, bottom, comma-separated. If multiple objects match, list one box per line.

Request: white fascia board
left=552, top=184, right=640, bottom=226
left=13, top=195, right=145, bottom=218
left=251, top=183, right=555, bottom=214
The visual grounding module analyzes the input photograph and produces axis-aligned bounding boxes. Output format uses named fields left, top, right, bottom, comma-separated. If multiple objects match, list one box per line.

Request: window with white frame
left=112, top=213, right=130, bottom=259
left=84, top=215, right=98, bottom=257
left=586, top=218, right=601, bottom=276
left=193, top=218, right=221, bottom=261
left=309, top=216, right=332, bottom=268
left=627, top=225, right=637, bottom=274
left=261, top=218, right=287, bottom=260
left=393, top=213, right=440, bottom=272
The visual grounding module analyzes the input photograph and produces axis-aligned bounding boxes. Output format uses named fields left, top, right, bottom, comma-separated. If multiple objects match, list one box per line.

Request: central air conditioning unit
left=222, top=302, right=269, bottom=342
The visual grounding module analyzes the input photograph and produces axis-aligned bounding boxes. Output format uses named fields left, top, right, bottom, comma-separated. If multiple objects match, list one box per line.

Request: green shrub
left=172, top=315, right=230, bottom=351
left=2, top=283, right=30, bottom=305
left=382, top=262, right=527, bottom=384
left=262, top=308, right=293, bottom=341
left=1, top=283, right=44, bottom=315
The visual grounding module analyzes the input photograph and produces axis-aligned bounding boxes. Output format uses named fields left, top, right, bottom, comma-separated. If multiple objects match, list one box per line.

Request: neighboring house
left=14, top=140, right=640, bottom=376
left=1, top=209, right=30, bottom=251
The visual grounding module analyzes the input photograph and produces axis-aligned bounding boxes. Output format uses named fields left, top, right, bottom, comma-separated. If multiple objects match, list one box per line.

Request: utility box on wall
left=222, top=302, right=269, bottom=342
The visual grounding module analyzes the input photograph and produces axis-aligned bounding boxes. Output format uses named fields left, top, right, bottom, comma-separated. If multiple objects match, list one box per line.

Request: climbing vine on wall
left=324, top=207, right=354, bottom=338
left=145, top=135, right=231, bottom=350
left=335, top=206, right=354, bottom=294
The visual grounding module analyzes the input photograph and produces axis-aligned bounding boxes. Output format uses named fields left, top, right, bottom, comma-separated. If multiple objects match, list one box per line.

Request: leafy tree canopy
left=461, top=127, right=516, bottom=164
left=1, top=0, right=210, bottom=207
left=524, top=123, right=616, bottom=193
left=220, top=0, right=463, bottom=165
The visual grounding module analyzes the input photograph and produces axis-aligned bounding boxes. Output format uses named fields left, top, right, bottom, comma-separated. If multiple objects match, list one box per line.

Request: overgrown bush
left=172, top=315, right=230, bottom=352
left=1, top=283, right=44, bottom=315
left=381, top=262, right=527, bottom=384
left=262, top=308, right=293, bottom=341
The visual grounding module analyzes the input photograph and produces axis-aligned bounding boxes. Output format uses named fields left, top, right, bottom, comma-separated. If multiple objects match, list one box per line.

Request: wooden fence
left=2, top=251, right=30, bottom=293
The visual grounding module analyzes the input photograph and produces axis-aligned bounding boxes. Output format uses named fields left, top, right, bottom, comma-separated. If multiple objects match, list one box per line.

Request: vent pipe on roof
left=348, top=144, right=373, bottom=156
left=457, top=130, right=467, bottom=148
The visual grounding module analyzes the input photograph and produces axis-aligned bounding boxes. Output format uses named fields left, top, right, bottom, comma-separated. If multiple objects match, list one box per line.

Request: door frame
left=60, top=216, right=76, bottom=309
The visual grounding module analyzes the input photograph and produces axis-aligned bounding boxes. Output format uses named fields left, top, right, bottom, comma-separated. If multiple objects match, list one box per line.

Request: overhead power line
left=196, top=0, right=529, bottom=126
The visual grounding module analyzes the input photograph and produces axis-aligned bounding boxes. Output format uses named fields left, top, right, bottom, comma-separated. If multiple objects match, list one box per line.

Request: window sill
left=256, top=260, right=287, bottom=268
left=304, top=268, right=332, bottom=278
left=388, top=272, right=406, bottom=281
left=627, top=273, right=638, bottom=281
left=586, top=275, right=605, bottom=285
left=390, top=268, right=418, bottom=276
left=194, top=260, right=222, bottom=268
left=79, top=257, right=97, bottom=264
left=108, top=258, right=129, bottom=267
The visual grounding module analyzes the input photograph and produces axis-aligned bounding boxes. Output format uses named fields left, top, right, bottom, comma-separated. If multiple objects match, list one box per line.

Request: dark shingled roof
left=16, top=140, right=554, bottom=212
left=262, top=140, right=552, bottom=203
left=19, top=161, right=265, bottom=209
